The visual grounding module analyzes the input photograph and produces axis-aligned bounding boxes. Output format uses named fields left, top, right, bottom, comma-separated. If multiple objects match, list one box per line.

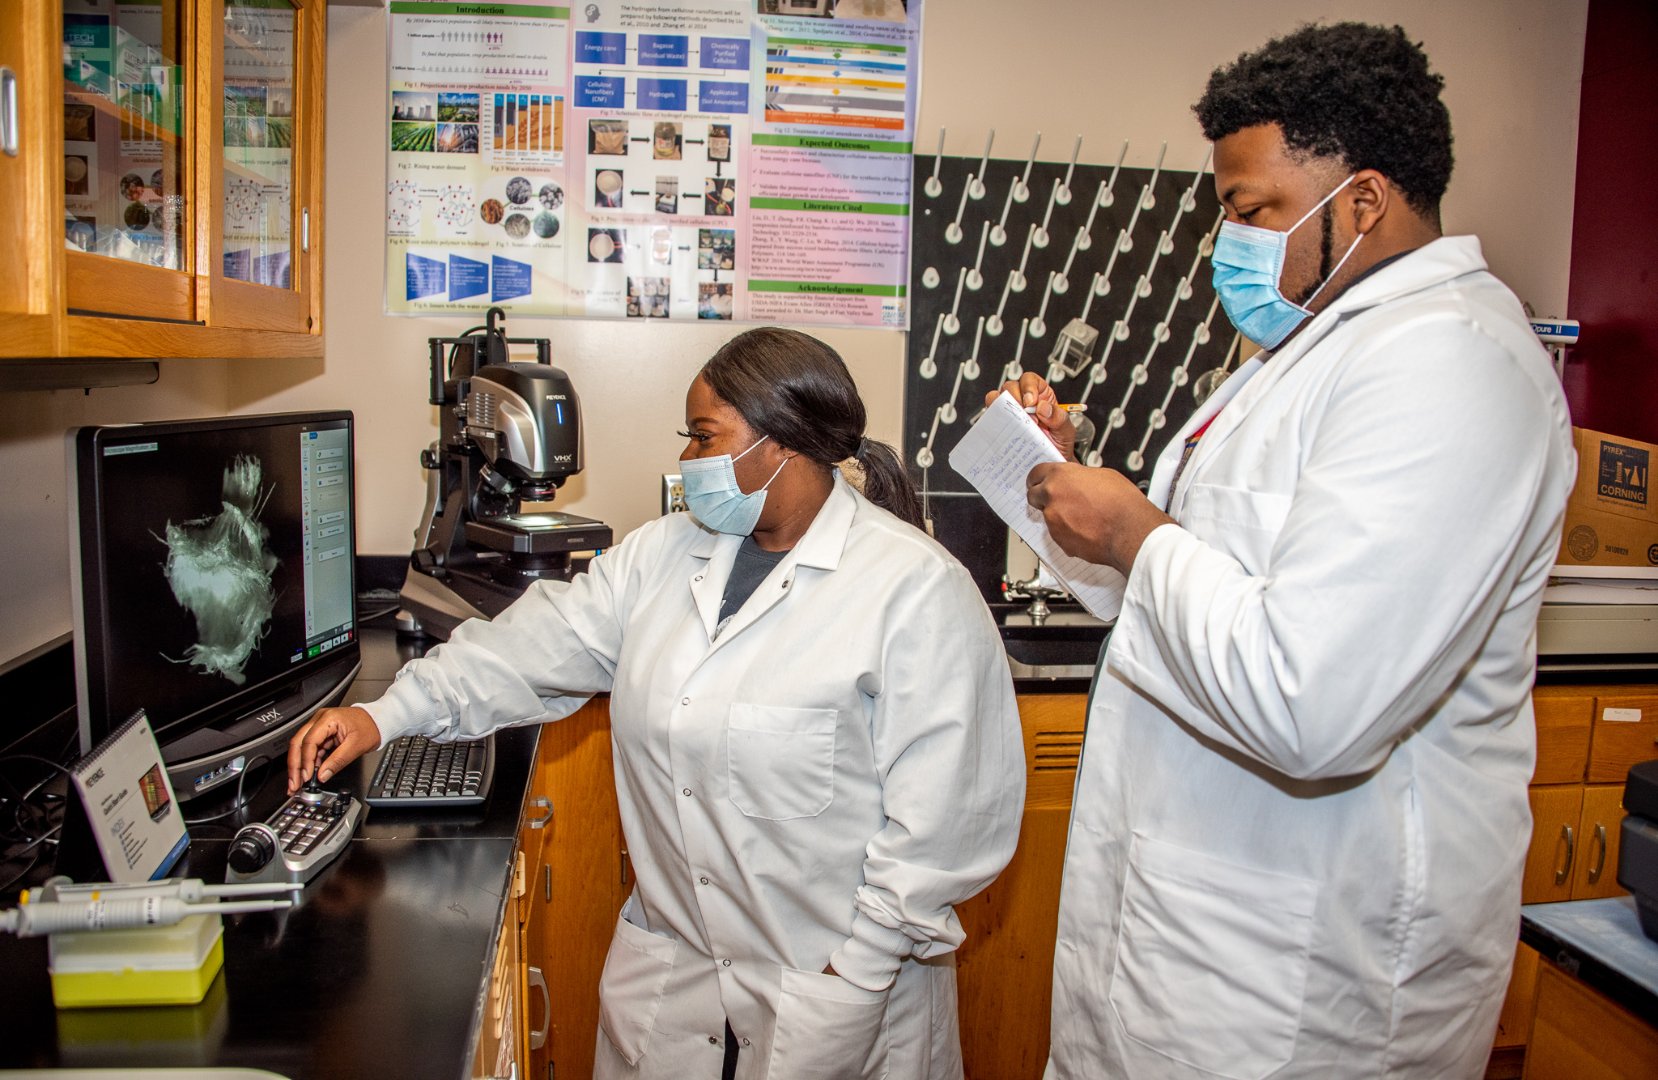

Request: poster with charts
left=385, top=0, right=922, bottom=329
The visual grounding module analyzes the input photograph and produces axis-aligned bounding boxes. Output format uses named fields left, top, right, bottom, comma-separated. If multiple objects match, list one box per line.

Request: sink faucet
left=1004, top=574, right=1067, bottom=626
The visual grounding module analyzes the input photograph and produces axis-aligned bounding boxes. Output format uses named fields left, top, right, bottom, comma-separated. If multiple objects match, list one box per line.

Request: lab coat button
left=709, top=1035, right=719, bottom=1045
left=682, top=787, right=693, bottom=797
left=699, top=876, right=710, bottom=885
left=742, top=1038, right=751, bottom=1047
left=681, top=697, right=690, bottom=706
left=722, top=958, right=731, bottom=966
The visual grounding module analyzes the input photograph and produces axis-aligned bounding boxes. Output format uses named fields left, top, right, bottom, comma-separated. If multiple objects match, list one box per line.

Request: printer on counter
left=1618, top=759, right=1658, bottom=941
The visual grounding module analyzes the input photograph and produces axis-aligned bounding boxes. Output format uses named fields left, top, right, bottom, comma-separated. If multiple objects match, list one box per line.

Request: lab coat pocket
left=1180, top=483, right=1291, bottom=571
left=727, top=704, right=837, bottom=820
left=1109, top=832, right=1319, bottom=1080
left=598, top=905, right=678, bottom=1066
left=768, top=967, right=890, bottom=1080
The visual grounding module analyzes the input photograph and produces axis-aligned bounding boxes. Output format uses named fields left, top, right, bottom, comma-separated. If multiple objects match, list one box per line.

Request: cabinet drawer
left=1587, top=693, right=1658, bottom=784
left=1522, top=785, right=1583, bottom=905
left=1532, top=687, right=1593, bottom=784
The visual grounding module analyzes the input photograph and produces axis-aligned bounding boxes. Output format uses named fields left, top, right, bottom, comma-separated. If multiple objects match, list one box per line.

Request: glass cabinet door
left=213, top=0, right=314, bottom=333
left=220, top=0, right=293, bottom=288
left=63, top=0, right=195, bottom=319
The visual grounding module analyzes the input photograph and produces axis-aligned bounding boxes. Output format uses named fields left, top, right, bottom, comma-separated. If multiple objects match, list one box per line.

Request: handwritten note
left=949, top=392, right=1126, bottom=620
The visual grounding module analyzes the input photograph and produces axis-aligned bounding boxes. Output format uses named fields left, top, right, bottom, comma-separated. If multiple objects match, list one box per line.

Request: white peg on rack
left=919, top=312, right=945, bottom=378
left=1013, top=131, right=1042, bottom=203
left=1140, top=141, right=1168, bottom=211
left=1030, top=271, right=1058, bottom=339
left=966, top=221, right=989, bottom=290
left=965, top=316, right=984, bottom=379
left=1099, top=140, right=1129, bottom=208
left=1006, top=317, right=1031, bottom=380
left=921, top=266, right=941, bottom=289
left=944, top=267, right=966, bottom=334
left=923, top=127, right=946, bottom=198
left=971, top=130, right=994, bottom=199
left=1032, top=178, right=1062, bottom=248
left=1052, top=225, right=1087, bottom=295
left=916, top=404, right=944, bottom=468
left=1179, top=145, right=1213, bottom=212
left=945, top=174, right=974, bottom=244
left=1055, top=134, right=1082, bottom=205
left=1077, top=179, right=1107, bottom=253
left=990, top=181, right=1015, bottom=247
left=1010, top=222, right=1036, bottom=292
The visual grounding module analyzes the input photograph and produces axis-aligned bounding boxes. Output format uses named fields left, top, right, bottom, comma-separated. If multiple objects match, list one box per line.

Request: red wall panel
left=1563, top=0, right=1658, bottom=442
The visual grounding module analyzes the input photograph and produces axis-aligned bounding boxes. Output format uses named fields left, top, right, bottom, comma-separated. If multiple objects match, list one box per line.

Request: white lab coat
left=364, top=476, right=1024, bottom=1080
left=1046, top=237, right=1575, bottom=1080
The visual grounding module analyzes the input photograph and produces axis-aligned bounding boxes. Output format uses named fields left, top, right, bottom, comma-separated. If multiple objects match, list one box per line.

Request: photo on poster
left=504, top=212, right=532, bottom=240
left=699, top=282, right=734, bottom=319
left=479, top=198, right=505, bottom=224
left=392, top=122, right=435, bottom=152
left=588, top=227, right=624, bottom=262
left=392, top=91, right=437, bottom=121
left=539, top=181, right=565, bottom=209
left=437, top=123, right=479, bottom=153
left=707, top=123, right=732, bottom=163
left=595, top=168, right=624, bottom=208
left=653, top=121, right=683, bottom=160
left=655, top=176, right=679, bottom=214
left=589, top=118, right=627, bottom=155
left=67, top=215, right=96, bottom=252
left=533, top=211, right=561, bottom=239
left=698, top=228, right=735, bottom=270
left=627, top=276, right=671, bottom=318
left=66, top=155, right=91, bottom=196
left=438, top=92, right=479, bottom=123
left=65, top=102, right=96, bottom=142
left=704, top=177, right=736, bottom=216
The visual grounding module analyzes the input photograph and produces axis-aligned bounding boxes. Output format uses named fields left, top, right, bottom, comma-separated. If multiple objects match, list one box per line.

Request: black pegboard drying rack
left=903, top=140, right=1241, bottom=600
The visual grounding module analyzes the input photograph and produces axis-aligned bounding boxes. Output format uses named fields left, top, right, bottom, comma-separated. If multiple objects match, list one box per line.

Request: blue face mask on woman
left=680, top=434, right=788, bottom=535
left=1210, top=174, right=1362, bottom=350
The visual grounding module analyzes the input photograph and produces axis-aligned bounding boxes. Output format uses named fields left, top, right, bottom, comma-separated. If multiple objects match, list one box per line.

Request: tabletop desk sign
left=69, top=710, right=190, bottom=883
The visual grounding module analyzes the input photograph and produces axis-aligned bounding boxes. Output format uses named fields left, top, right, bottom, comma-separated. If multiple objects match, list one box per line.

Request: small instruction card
left=949, top=391, right=1128, bottom=621
left=70, top=710, right=189, bottom=882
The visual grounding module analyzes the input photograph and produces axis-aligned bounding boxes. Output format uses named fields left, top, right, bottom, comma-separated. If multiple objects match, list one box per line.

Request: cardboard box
left=1555, top=426, right=1658, bottom=577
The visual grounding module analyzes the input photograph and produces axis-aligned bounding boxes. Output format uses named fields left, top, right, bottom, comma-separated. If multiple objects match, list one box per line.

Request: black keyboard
left=365, top=734, right=495, bottom=808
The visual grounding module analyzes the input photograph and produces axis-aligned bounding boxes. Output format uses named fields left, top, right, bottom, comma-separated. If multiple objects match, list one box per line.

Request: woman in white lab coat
left=288, top=327, right=1025, bottom=1080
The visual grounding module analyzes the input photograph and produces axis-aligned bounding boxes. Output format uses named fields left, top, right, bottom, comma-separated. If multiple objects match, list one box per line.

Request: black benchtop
left=0, top=627, right=538, bottom=1080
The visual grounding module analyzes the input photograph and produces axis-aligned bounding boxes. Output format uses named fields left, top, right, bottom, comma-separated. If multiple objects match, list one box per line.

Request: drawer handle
left=0, top=68, right=17, bottom=157
left=1588, top=823, right=1608, bottom=885
left=526, top=795, right=552, bottom=829
left=1554, top=824, right=1575, bottom=885
left=527, top=965, right=550, bottom=1050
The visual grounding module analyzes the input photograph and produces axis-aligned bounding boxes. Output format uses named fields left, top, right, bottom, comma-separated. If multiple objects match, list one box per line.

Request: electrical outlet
left=662, top=473, right=687, bottom=515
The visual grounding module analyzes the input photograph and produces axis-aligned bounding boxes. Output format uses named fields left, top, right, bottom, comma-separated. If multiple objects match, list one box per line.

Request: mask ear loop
left=1288, top=173, right=1356, bottom=234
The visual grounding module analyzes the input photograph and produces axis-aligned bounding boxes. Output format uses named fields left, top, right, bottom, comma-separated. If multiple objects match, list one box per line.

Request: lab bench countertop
left=1521, top=895, right=1658, bottom=1029
left=0, top=627, right=538, bottom=1080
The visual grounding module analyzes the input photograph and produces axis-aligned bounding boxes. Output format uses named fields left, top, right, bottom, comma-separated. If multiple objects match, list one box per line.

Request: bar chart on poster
left=384, top=0, right=923, bottom=328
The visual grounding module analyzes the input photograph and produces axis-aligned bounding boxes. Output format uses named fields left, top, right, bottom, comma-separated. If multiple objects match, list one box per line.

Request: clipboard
left=67, top=710, right=190, bottom=883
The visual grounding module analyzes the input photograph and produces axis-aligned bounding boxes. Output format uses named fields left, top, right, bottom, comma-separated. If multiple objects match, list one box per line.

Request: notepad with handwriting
left=948, top=392, right=1127, bottom=621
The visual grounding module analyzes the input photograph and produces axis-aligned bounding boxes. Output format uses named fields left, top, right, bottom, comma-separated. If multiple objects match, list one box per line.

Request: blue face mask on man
left=680, top=434, right=787, bottom=536
left=1210, top=174, right=1362, bottom=350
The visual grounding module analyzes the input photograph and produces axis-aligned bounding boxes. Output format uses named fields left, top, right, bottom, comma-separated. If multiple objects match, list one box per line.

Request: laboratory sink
left=992, top=602, right=1110, bottom=680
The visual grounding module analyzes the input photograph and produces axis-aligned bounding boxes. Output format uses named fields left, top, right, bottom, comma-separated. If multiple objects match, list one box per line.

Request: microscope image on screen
left=158, top=453, right=280, bottom=685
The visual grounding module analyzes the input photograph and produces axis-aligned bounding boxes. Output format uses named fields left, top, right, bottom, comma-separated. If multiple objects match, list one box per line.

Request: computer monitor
left=69, top=411, right=360, bottom=801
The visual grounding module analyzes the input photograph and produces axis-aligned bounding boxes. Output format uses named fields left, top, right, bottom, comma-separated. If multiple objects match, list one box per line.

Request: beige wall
left=0, top=0, right=1587, bottom=664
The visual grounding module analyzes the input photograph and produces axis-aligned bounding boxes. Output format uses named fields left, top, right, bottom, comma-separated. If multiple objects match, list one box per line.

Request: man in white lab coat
left=1005, top=24, right=1576, bottom=1079
left=293, top=328, right=1024, bottom=1080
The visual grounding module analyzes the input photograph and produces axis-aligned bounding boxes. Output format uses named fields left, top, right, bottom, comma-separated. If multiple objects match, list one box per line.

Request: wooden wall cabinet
left=0, top=0, right=323, bottom=363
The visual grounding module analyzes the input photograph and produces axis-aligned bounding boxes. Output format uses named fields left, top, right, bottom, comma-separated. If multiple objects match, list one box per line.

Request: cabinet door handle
left=1588, top=823, right=1608, bottom=884
left=620, top=848, right=630, bottom=886
left=527, top=795, right=553, bottom=829
left=1554, top=824, right=1575, bottom=885
left=527, top=966, right=550, bottom=1051
left=301, top=207, right=310, bottom=252
left=1, top=68, right=17, bottom=157
left=543, top=862, right=551, bottom=902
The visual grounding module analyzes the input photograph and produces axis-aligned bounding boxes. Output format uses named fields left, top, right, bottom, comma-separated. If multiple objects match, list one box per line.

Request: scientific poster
left=384, top=0, right=922, bottom=329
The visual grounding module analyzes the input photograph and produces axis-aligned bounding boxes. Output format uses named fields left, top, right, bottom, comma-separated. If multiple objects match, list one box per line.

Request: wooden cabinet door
left=1523, top=785, right=1584, bottom=904
left=206, top=0, right=322, bottom=335
left=0, top=0, right=63, bottom=354
left=1493, top=943, right=1541, bottom=1050
left=1573, top=784, right=1628, bottom=901
left=957, top=694, right=1087, bottom=1080
left=525, top=698, right=625, bottom=1080
left=1532, top=687, right=1594, bottom=785
left=1523, top=963, right=1658, bottom=1078
left=1587, top=691, right=1658, bottom=785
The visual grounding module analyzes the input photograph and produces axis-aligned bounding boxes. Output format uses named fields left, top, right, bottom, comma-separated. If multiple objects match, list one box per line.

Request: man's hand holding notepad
left=948, top=392, right=1127, bottom=621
